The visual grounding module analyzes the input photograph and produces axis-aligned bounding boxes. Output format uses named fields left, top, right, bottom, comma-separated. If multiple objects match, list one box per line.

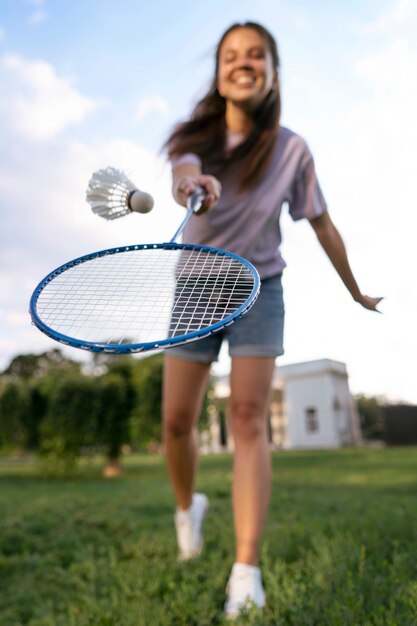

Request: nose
left=231, top=63, right=255, bottom=76
left=236, top=63, right=254, bottom=71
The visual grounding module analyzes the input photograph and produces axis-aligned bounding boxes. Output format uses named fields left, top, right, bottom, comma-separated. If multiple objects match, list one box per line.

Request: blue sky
left=0, top=0, right=416, bottom=402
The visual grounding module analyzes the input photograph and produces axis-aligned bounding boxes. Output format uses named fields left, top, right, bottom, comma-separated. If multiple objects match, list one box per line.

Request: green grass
left=1, top=448, right=417, bottom=625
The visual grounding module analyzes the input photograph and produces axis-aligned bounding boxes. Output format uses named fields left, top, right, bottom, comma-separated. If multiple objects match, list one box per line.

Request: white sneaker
left=175, top=493, right=209, bottom=561
left=224, top=563, right=266, bottom=619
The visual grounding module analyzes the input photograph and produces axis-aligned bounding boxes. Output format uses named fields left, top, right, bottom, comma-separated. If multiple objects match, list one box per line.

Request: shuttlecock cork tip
left=129, top=190, right=154, bottom=214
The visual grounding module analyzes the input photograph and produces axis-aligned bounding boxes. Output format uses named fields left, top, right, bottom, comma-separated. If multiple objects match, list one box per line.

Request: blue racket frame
left=29, top=242, right=260, bottom=354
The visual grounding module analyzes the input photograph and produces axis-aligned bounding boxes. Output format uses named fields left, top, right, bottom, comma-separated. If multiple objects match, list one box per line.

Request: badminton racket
left=29, top=187, right=260, bottom=354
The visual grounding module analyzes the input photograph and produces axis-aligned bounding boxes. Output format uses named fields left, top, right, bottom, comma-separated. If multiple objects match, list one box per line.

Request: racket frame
left=29, top=241, right=260, bottom=354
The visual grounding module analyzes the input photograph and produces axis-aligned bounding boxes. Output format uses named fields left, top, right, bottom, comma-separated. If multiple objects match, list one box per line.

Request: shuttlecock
left=86, top=167, right=154, bottom=220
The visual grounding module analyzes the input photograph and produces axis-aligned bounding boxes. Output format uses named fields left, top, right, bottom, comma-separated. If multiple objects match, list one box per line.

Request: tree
left=26, top=381, right=48, bottom=450
left=355, top=394, right=385, bottom=440
left=2, top=349, right=80, bottom=380
left=130, top=354, right=164, bottom=449
left=39, top=373, right=100, bottom=472
left=0, top=380, right=31, bottom=450
left=97, top=373, right=131, bottom=475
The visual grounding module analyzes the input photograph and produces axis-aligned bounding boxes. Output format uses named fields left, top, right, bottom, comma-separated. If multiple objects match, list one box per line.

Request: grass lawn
left=0, top=447, right=417, bottom=625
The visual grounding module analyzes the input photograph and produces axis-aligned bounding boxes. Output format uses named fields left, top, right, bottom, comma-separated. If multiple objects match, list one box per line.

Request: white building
left=207, top=358, right=362, bottom=451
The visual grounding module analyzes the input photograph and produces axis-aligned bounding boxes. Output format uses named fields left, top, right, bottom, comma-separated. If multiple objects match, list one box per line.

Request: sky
left=0, top=0, right=416, bottom=402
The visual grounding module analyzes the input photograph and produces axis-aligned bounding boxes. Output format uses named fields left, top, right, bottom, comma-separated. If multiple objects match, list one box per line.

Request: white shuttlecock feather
left=86, top=167, right=154, bottom=220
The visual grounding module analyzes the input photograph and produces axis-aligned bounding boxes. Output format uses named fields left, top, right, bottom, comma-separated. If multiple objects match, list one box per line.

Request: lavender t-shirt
left=173, top=126, right=327, bottom=279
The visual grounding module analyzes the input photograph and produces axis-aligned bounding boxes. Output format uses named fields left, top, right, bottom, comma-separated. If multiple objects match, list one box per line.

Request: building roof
left=275, top=358, right=347, bottom=380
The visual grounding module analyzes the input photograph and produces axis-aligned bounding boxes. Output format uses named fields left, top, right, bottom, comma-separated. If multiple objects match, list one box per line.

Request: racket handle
left=188, top=186, right=206, bottom=214
left=170, top=186, right=207, bottom=242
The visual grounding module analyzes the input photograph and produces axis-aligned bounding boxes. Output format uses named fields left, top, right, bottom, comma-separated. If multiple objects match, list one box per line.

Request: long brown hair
left=165, top=22, right=281, bottom=190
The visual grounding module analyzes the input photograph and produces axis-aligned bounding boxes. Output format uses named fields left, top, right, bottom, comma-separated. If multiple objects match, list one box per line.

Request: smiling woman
left=161, top=20, right=382, bottom=620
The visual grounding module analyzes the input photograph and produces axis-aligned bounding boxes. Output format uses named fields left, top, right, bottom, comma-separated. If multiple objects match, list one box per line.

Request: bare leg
left=162, top=356, right=211, bottom=510
left=229, top=357, right=276, bottom=566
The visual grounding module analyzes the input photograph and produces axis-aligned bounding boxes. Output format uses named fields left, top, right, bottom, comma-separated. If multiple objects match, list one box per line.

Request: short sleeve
left=288, top=148, right=327, bottom=221
left=171, top=153, right=202, bottom=172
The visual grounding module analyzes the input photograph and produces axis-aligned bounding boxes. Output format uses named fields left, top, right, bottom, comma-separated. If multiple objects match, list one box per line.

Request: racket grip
left=189, top=186, right=206, bottom=214
left=171, top=186, right=207, bottom=242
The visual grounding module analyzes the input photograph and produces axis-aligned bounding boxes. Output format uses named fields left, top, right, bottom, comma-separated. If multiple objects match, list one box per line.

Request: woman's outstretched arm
left=310, top=211, right=383, bottom=312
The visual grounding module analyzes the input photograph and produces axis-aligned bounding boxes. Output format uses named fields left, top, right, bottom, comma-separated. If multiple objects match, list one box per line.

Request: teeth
left=235, top=75, right=254, bottom=85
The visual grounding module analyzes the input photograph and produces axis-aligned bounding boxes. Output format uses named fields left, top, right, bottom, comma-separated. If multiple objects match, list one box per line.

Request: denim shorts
left=166, top=274, right=285, bottom=363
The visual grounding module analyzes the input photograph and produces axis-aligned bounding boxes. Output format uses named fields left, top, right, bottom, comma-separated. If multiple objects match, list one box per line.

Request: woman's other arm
left=310, top=211, right=383, bottom=312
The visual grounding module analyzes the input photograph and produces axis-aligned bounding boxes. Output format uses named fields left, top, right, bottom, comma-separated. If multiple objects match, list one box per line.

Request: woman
left=162, top=22, right=381, bottom=619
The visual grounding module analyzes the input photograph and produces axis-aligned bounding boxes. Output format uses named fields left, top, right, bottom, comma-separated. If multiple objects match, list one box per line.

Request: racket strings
left=35, top=247, right=256, bottom=348
left=169, top=253, right=248, bottom=336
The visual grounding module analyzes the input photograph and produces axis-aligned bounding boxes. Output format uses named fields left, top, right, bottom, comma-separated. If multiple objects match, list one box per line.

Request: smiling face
left=217, top=27, right=277, bottom=114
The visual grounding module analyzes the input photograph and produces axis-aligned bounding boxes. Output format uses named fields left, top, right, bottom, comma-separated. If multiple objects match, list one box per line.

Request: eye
left=222, top=52, right=236, bottom=64
left=249, top=48, right=266, bottom=60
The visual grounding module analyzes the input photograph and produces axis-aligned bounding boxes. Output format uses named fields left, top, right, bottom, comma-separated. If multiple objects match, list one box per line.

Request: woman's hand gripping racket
left=29, top=170, right=260, bottom=354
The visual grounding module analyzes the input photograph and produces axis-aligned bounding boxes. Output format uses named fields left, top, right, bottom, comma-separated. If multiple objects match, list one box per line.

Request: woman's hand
left=173, top=174, right=222, bottom=212
left=355, top=295, right=384, bottom=312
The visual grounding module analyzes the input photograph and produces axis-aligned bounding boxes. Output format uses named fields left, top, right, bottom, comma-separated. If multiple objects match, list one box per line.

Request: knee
left=163, top=406, right=195, bottom=438
left=230, top=400, right=267, bottom=441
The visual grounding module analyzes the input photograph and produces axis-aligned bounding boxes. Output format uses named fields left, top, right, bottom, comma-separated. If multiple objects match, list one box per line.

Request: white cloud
left=135, top=96, right=170, bottom=122
left=0, top=338, right=19, bottom=353
left=0, top=54, right=101, bottom=139
left=26, top=0, right=47, bottom=25
left=5, top=312, right=29, bottom=327
left=29, top=10, right=47, bottom=24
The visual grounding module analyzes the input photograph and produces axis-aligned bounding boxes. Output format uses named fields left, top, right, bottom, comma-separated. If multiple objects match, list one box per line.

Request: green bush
left=130, top=354, right=163, bottom=450
left=356, top=394, right=385, bottom=440
left=0, top=379, right=31, bottom=449
left=97, top=373, right=131, bottom=460
left=38, top=374, right=100, bottom=473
